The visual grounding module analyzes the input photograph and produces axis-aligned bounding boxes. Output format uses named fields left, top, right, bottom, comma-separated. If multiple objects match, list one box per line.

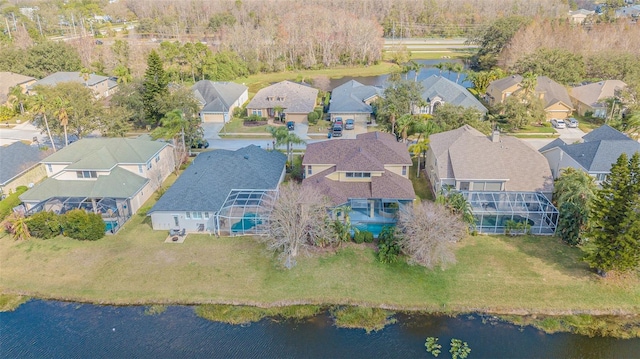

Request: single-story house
left=570, top=80, right=627, bottom=118
left=0, top=142, right=50, bottom=199
left=569, top=9, right=595, bottom=23
left=192, top=80, right=248, bottom=123
left=246, top=80, right=318, bottom=123
left=486, top=75, right=573, bottom=120
left=148, top=145, right=286, bottom=236
left=539, top=124, right=640, bottom=183
left=20, top=137, right=174, bottom=232
left=417, top=75, right=487, bottom=115
left=302, top=131, right=415, bottom=234
left=0, top=72, right=37, bottom=105
left=427, top=125, right=557, bottom=235
left=328, top=80, right=382, bottom=123
left=28, top=72, right=118, bottom=98
left=615, top=5, right=640, bottom=18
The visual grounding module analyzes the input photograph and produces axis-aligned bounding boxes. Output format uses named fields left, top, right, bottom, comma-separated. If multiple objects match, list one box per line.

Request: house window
left=345, top=172, right=371, bottom=178
left=402, top=166, right=407, bottom=176
left=204, top=212, right=210, bottom=219
left=146, top=161, right=152, bottom=170
left=596, top=173, right=608, bottom=182
left=459, top=181, right=470, bottom=191
left=307, top=166, right=312, bottom=176
left=76, top=171, right=97, bottom=178
left=186, top=212, right=191, bottom=219
left=46, top=164, right=52, bottom=172
left=193, top=212, right=203, bottom=219
left=138, top=165, right=143, bottom=173
left=252, top=109, right=263, bottom=116
left=155, top=155, right=160, bottom=163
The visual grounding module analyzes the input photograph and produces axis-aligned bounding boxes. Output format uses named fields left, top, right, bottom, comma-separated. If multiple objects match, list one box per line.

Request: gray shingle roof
left=570, top=80, right=626, bottom=107
left=419, top=75, right=487, bottom=113
left=535, top=76, right=573, bottom=109
left=541, top=125, right=640, bottom=172
left=29, top=72, right=109, bottom=88
left=328, top=80, right=382, bottom=114
left=192, top=81, right=248, bottom=113
left=149, top=145, right=286, bottom=213
left=0, top=72, right=36, bottom=103
left=246, top=81, right=318, bottom=114
left=0, top=142, right=49, bottom=185
left=429, top=125, right=553, bottom=192
left=43, top=138, right=169, bottom=168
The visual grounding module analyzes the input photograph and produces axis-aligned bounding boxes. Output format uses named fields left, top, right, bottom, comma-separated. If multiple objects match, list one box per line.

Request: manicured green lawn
left=410, top=157, right=434, bottom=201
left=221, top=118, right=273, bottom=134
left=1, top=213, right=638, bottom=314
left=514, top=125, right=557, bottom=134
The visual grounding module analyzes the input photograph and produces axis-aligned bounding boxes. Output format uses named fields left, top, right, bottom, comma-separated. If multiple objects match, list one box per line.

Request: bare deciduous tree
left=397, top=201, right=467, bottom=270
left=262, top=183, right=335, bottom=269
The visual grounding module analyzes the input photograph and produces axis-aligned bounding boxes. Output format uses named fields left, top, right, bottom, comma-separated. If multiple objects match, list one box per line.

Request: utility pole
left=5, top=18, right=11, bottom=40
left=37, top=14, right=43, bottom=37
left=11, top=12, right=16, bottom=31
left=71, top=13, right=77, bottom=37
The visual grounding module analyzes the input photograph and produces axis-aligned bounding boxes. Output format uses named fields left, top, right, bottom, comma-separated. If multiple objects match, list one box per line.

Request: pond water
left=2, top=300, right=639, bottom=358
left=328, top=59, right=472, bottom=90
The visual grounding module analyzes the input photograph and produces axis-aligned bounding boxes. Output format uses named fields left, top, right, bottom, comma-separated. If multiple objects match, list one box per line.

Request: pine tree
left=586, top=152, right=640, bottom=274
left=143, top=50, right=168, bottom=127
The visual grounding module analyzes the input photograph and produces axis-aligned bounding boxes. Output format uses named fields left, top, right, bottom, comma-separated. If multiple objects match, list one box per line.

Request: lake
left=2, top=300, right=639, bottom=358
left=328, top=59, right=472, bottom=90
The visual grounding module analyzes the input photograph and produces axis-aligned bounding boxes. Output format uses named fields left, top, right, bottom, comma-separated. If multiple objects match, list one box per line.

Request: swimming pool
left=105, top=221, right=118, bottom=233
left=352, top=222, right=395, bottom=238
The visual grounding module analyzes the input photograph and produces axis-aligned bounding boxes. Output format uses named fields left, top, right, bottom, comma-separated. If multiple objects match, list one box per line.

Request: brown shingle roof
left=428, top=126, right=553, bottom=193
left=246, top=80, right=318, bottom=114
left=570, top=80, right=627, bottom=107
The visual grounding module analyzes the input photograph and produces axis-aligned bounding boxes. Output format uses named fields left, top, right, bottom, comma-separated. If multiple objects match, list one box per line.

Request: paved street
left=0, top=122, right=45, bottom=146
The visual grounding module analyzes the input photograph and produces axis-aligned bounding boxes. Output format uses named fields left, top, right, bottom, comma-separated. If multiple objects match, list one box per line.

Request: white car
left=551, top=119, right=566, bottom=129
left=567, top=118, right=579, bottom=128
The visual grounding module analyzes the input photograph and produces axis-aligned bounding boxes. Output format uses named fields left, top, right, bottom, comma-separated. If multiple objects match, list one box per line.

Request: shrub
left=354, top=230, right=374, bottom=244
left=233, top=106, right=246, bottom=119
left=62, top=209, right=105, bottom=241
left=26, top=211, right=61, bottom=239
left=245, top=114, right=263, bottom=122
left=376, top=226, right=400, bottom=263
left=288, top=155, right=304, bottom=182
left=307, top=111, right=319, bottom=125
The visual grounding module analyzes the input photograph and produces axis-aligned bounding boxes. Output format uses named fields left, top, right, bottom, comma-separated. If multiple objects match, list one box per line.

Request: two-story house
left=570, top=80, right=626, bottom=118
left=20, top=138, right=174, bottom=232
left=302, top=132, right=415, bottom=234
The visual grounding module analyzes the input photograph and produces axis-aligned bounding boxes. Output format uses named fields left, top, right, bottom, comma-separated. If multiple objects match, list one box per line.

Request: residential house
left=302, top=132, right=415, bottom=233
left=417, top=75, right=487, bottom=115
left=485, top=75, right=573, bottom=120
left=246, top=80, right=318, bottom=123
left=328, top=80, right=382, bottom=124
left=570, top=80, right=627, bottom=118
left=28, top=72, right=118, bottom=98
left=0, top=142, right=50, bottom=199
left=192, top=80, right=248, bottom=123
left=0, top=72, right=37, bottom=105
left=568, top=9, right=595, bottom=23
left=426, top=125, right=557, bottom=234
left=20, top=138, right=174, bottom=232
left=539, top=124, right=640, bottom=183
left=615, top=4, right=640, bottom=18
left=149, top=145, right=286, bottom=235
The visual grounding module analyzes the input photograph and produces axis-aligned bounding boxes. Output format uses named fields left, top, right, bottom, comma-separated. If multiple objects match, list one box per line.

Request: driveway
left=556, top=126, right=585, bottom=140
left=293, top=122, right=310, bottom=140
left=201, top=123, right=224, bottom=140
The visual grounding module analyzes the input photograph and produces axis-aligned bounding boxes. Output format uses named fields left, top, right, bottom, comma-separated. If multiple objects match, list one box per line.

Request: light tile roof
left=43, top=138, right=169, bottom=169
left=571, top=80, right=627, bottom=107
left=429, top=125, right=554, bottom=192
left=328, top=80, right=382, bottom=114
left=246, top=80, right=318, bottom=114
left=192, top=81, right=248, bottom=113
left=489, top=75, right=573, bottom=110
left=419, top=75, right=487, bottom=113
left=569, top=9, right=595, bottom=16
left=488, top=74, right=523, bottom=93
left=149, top=145, right=286, bottom=213
left=19, top=166, right=148, bottom=201
left=0, top=72, right=36, bottom=103
left=29, top=72, right=109, bottom=88
left=0, top=142, right=49, bottom=185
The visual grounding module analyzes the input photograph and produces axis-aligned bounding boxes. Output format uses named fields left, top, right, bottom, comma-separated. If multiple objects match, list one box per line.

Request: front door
left=173, top=215, right=179, bottom=227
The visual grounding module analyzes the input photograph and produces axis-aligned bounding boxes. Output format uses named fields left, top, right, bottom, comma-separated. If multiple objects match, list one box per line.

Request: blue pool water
left=352, top=222, right=395, bottom=237
left=105, top=221, right=118, bottom=233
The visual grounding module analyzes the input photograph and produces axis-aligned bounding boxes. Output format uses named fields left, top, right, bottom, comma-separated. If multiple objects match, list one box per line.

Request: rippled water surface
left=1, top=300, right=639, bottom=358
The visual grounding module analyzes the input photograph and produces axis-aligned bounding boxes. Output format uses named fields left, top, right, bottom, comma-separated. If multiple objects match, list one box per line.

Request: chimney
left=492, top=131, right=500, bottom=143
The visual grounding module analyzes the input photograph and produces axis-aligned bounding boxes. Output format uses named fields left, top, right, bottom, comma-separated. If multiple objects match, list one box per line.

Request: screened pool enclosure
left=215, top=189, right=278, bottom=236
left=460, top=191, right=558, bottom=235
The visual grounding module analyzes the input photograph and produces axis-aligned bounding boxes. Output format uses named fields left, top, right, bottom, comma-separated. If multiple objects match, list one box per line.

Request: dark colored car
left=287, top=121, right=295, bottom=130
left=191, top=139, right=209, bottom=149
left=332, top=124, right=343, bottom=137
left=345, top=119, right=354, bottom=130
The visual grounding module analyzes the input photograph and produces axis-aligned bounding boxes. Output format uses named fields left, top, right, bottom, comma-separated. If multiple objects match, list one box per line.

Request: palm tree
left=452, top=63, right=464, bottom=84
left=610, top=111, right=640, bottom=140
left=406, top=60, right=422, bottom=82
left=273, top=105, right=284, bottom=121
left=30, top=94, right=57, bottom=152
left=433, top=62, right=447, bottom=76
left=519, top=72, right=537, bottom=101
left=409, top=139, right=429, bottom=178
left=396, top=114, right=415, bottom=142
left=53, top=97, right=72, bottom=146
left=268, top=126, right=304, bottom=164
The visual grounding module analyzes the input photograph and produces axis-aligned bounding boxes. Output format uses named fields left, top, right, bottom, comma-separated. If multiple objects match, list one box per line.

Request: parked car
left=332, top=124, right=343, bottom=137
left=334, top=117, right=343, bottom=127
left=567, top=118, right=579, bottom=128
left=191, top=139, right=209, bottom=149
left=287, top=121, right=295, bottom=131
left=551, top=119, right=566, bottom=129
left=345, top=119, right=354, bottom=130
